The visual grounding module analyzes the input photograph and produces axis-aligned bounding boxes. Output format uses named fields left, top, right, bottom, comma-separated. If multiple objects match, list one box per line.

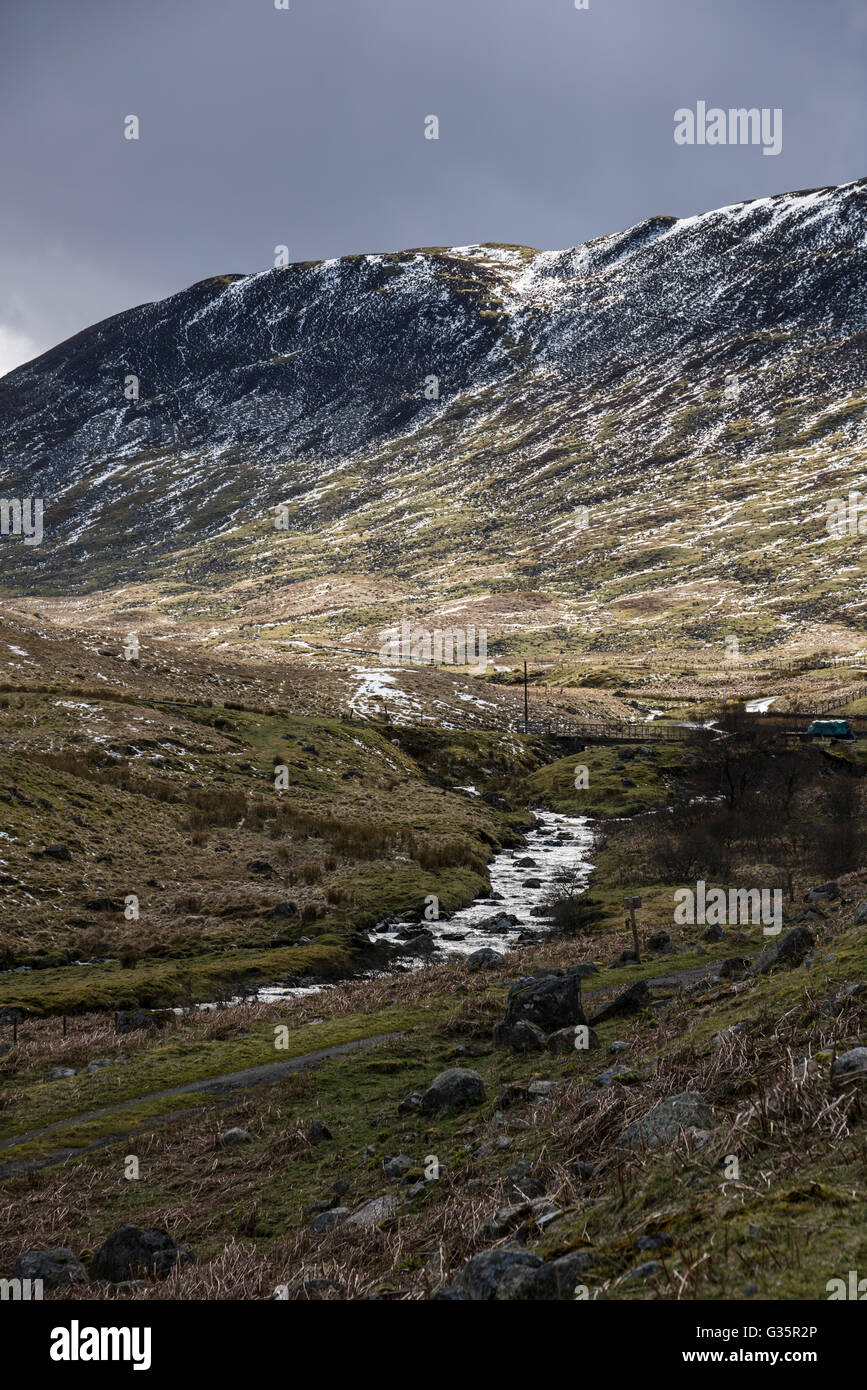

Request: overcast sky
left=1, top=0, right=865, bottom=376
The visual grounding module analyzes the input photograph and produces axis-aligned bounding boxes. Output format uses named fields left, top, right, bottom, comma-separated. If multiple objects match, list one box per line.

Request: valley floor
left=1, top=614, right=865, bottom=1300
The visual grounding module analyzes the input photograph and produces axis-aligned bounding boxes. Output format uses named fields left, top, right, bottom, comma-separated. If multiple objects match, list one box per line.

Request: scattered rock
left=277, top=1274, right=346, bottom=1299
left=431, top=1248, right=542, bottom=1301
left=466, top=947, right=505, bottom=972
left=115, top=1008, right=172, bottom=1035
left=43, top=1067, right=76, bottom=1082
left=421, top=1068, right=485, bottom=1112
left=522, top=877, right=542, bottom=888
left=266, top=901, right=298, bottom=918
left=346, top=1194, right=402, bottom=1228
left=626, top=1260, right=661, bottom=1280
left=548, top=1024, right=600, bottom=1054
left=832, top=1047, right=867, bottom=1079
left=476, top=912, right=520, bottom=935
left=503, top=1250, right=597, bottom=1299
left=751, top=926, right=814, bottom=975
left=41, top=843, right=71, bottom=861
left=382, top=1154, right=414, bottom=1179
left=702, top=923, right=726, bottom=942
left=13, top=1248, right=88, bottom=1290
left=91, top=1225, right=194, bottom=1282
left=527, top=1079, right=558, bottom=1099
left=589, top=979, right=650, bottom=1026
left=311, top=1208, right=349, bottom=1234
left=806, top=881, right=841, bottom=903
left=619, top=1091, right=717, bottom=1149
left=218, top=1128, right=251, bottom=1146
left=718, top=956, right=750, bottom=979
left=494, top=970, right=585, bottom=1046
left=712, top=1022, right=748, bottom=1048
left=648, top=931, right=671, bottom=951
left=635, top=1233, right=673, bottom=1251
left=433, top=1247, right=595, bottom=1301
left=496, top=1019, right=547, bottom=1052
left=307, top=1119, right=334, bottom=1144
left=594, top=1064, right=640, bottom=1088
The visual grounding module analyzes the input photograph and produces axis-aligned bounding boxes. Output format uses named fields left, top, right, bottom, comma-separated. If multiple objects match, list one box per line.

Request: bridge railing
left=514, top=717, right=711, bottom=742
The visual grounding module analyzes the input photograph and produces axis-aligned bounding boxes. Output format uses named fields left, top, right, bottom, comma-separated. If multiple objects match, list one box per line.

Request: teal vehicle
left=807, top=719, right=857, bottom=742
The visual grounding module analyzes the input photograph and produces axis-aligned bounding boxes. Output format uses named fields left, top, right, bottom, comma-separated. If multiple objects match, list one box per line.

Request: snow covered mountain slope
left=2, top=178, right=867, bottom=654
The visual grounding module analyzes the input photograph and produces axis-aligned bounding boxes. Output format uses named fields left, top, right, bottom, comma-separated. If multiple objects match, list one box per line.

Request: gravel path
left=0, top=1031, right=403, bottom=1178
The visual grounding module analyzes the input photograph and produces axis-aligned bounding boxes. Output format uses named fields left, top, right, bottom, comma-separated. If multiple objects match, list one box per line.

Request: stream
left=200, top=810, right=595, bottom=1008
left=419, top=810, right=595, bottom=957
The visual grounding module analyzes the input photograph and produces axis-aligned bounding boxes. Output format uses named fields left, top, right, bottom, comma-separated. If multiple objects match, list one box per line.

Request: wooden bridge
left=514, top=708, right=867, bottom=745
left=514, top=715, right=716, bottom=744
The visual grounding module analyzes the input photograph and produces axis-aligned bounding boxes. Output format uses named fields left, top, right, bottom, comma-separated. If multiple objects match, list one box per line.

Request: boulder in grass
left=90, top=1225, right=194, bottom=1283
left=218, top=1128, right=251, bottom=1147
left=41, top=843, right=71, bottom=861
left=831, top=1048, right=867, bottom=1079
left=432, top=1248, right=596, bottom=1301
left=805, top=881, right=841, bottom=904
left=548, top=1024, right=600, bottom=1055
left=13, top=1248, right=88, bottom=1290
left=496, top=1250, right=597, bottom=1300
left=431, top=1249, right=542, bottom=1301
left=619, top=1092, right=716, bottom=1150
left=382, top=1154, right=413, bottom=1179
left=751, top=926, right=814, bottom=976
left=466, top=947, right=505, bottom=972
left=311, top=1208, right=349, bottom=1235
left=494, top=971, right=585, bottom=1043
left=496, top=1020, right=547, bottom=1052
left=307, top=1119, right=333, bottom=1144
left=420, top=1068, right=485, bottom=1113
left=114, top=1009, right=172, bottom=1035
left=589, top=979, right=650, bottom=1026
left=346, top=1194, right=402, bottom=1229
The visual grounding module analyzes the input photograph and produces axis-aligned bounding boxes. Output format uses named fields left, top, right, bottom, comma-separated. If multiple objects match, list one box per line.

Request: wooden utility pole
left=523, top=661, right=529, bottom=733
left=623, top=895, right=642, bottom=961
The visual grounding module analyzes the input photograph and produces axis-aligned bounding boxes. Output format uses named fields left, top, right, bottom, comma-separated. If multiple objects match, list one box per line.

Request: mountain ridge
left=2, top=177, right=867, bottom=656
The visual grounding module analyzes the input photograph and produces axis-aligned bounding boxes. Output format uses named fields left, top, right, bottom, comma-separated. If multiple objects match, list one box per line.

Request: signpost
left=623, top=895, right=642, bottom=961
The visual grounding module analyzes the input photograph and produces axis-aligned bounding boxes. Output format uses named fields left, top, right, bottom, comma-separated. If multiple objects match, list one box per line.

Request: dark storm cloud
left=1, top=0, right=865, bottom=372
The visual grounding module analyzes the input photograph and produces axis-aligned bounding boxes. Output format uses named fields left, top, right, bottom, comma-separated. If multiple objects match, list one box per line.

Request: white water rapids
left=197, top=810, right=595, bottom=1008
